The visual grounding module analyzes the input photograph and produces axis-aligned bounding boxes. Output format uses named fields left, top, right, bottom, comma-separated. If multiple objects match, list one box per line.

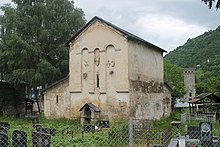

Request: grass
left=2, top=111, right=220, bottom=146
left=0, top=115, right=127, bottom=146
left=153, top=111, right=181, bottom=129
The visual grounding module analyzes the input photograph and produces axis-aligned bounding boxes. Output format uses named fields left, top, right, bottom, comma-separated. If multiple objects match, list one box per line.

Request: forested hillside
left=165, top=26, right=220, bottom=96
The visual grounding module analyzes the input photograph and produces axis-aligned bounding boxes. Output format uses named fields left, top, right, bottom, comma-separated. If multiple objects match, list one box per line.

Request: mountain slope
left=165, top=26, right=220, bottom=96
left=165, top=26, right=220, bottom=68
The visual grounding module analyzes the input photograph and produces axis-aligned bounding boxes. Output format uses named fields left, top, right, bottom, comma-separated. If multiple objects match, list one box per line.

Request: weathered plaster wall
left=128, top=41, right=163, bottom=82
left=129, top=84, right=171, bottom=120
left=69, top=20, right=130, bottom=120
left=162, top=85, right=172, bottom=117
left=70, top=93, right=130, bottom=120
left=127, top=41, right=169, bottom=120
left=69, top=20, right=129, bottom=93
left=43, top=79, right=70, bottom=119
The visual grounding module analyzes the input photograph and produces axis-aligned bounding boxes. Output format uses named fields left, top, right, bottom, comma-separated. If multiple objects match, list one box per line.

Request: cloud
left=74, top=0, right=220, bottom=52
left=1, top=0, right=220, bottom=52
left=134, top=14, right=207, bottom=51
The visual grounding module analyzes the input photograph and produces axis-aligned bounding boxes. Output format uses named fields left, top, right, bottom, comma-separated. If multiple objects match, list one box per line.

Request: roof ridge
left=66, top=16, right=166, bottom=52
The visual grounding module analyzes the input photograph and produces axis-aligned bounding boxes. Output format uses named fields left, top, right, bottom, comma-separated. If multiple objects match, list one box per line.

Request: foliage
left=202, top=0, right=220, bottom=9
left=153, top=111, right=181, bottom=129
left=0, top=0, right=86, bottom=88
left=164, top=60, right=185, bottom=98
left=165, top=26, right=220, bottom=96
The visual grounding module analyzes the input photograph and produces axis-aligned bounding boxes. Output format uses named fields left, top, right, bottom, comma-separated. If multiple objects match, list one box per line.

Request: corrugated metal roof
left=66, top=16, right=166, bottom=53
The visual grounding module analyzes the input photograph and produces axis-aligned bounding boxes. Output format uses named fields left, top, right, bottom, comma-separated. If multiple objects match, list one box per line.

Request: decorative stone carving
left=94, top=49, right=100, bottom=66
left=84, top=60, right=89, bottom=67
left=109, top=71, right=114, bottom=75
left=83, top=73, right=87, bottom=79
left=111, top=61, right=115, bottom=67
left=106, top=60, right=111, bottom=68
left=106, top=60, right=115, bottom=68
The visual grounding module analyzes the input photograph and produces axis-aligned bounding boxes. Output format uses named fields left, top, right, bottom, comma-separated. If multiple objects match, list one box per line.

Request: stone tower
left=184, top=68, right=196, bottom=101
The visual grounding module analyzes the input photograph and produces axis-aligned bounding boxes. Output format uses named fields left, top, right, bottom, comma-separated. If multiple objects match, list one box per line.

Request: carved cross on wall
left=106, top=60, right=115, bottom=68
left=84, top=60, right=89, bottom=67
left=94, top=49, right=100, bottom=66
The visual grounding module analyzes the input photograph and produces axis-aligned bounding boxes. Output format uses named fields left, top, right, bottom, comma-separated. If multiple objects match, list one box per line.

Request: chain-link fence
left=0, top=117, right=172, bottom=147
left=1, top=117, right=220, bottom=147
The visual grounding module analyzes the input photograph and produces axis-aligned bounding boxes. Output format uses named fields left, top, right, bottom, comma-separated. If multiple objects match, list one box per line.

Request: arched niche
left=94, top=48, right=100, bottom=66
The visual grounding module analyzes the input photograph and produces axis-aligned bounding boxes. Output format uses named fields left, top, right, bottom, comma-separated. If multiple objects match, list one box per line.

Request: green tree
left=196, top=70, right=220, bottom=96
left=0, top=0, right=86, bottom=88
left=164, top=60, right=186, bottom=98
left=214, top=76, right=220, bottom=96
left=202, top=0, right=220, bottom=9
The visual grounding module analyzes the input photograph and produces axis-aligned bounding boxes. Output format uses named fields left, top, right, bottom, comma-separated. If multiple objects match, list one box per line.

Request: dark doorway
left=84, top=107, right=91, bottom=124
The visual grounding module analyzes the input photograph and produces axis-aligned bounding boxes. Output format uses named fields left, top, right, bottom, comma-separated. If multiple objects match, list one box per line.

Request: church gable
left=68, top=19, right=127, bottom=54
left=66, top=16, right=165, bottom=53
left=68, top=17, right=130, bottom=93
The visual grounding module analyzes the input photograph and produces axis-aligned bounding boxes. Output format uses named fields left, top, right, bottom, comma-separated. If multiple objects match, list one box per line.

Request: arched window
left=94, top=48, right=100, bottom=66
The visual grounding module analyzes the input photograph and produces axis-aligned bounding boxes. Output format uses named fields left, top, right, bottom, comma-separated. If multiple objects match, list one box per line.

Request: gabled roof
left=41, top=76, right=69, bottom=93
left=79, top=103, right=100, bottom=112
left=66, top=16, right=166, bottom=53
left=189, top=93, right=220, bottom=103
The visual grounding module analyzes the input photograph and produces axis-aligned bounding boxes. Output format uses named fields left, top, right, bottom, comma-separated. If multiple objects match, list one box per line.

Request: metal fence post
left=129, top=117, right=133, bottom=147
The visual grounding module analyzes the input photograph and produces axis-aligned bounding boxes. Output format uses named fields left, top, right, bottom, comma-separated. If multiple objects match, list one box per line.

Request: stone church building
left=42, top=16, right=172, bottom=123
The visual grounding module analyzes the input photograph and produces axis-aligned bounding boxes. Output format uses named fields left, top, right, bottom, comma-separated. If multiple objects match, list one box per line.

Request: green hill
left=165, top=26, right=220, bottom=68
left=165, top=26, right=220, bottom=96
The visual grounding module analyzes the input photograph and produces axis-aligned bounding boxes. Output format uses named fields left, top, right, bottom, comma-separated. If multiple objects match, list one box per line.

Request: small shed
left=79, top=103, right=101, bottom=124
left=189, top=93, right=220, bottom=120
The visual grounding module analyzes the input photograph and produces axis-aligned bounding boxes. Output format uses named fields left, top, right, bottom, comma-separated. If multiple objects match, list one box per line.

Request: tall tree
left=202, top=0, right=220, bottom=9
left=164, top=60, right=186, bottom=98
left=0, top=0, right=86, bottom=88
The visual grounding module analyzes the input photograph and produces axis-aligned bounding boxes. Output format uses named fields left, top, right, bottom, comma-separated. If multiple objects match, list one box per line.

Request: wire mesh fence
left=1, top=117, right=220, bottom=147
left=0, top=117, right=172, bottom=147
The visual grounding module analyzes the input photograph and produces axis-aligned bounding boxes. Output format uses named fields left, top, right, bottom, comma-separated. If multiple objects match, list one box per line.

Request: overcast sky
left=1, top=0, right=220, bottom=52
